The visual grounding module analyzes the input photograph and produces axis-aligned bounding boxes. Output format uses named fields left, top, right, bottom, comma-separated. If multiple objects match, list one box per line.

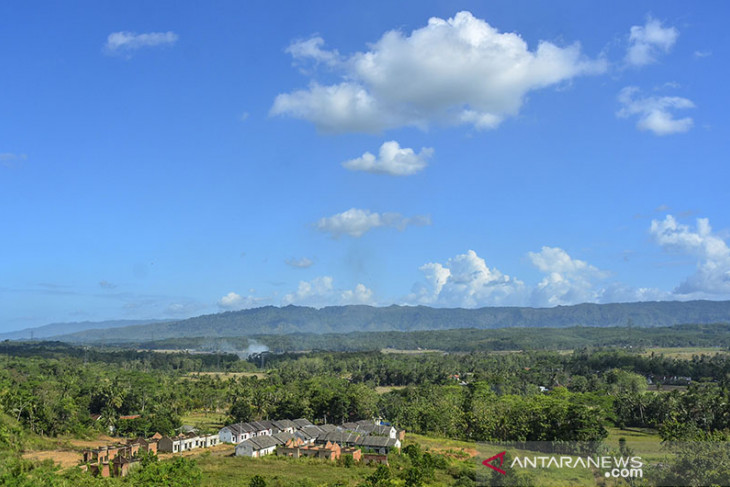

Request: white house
left=235, top=436, right=278, bottom=458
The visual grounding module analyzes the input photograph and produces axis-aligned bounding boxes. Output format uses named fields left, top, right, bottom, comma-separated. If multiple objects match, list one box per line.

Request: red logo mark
left=482, top=451, right=507, bottom=475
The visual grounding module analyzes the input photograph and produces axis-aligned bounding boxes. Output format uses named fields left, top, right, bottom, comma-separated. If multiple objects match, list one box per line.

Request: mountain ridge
left=45, top=300, right=730, bottom=344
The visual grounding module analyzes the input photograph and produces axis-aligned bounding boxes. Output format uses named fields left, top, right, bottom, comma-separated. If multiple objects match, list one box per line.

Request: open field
left=374, top=385, right=407, bottom=394
left=181, top=411, right=228, bottom=432
left=380, top=348, right=443, bottom=354
left=642, top=346, right=729, bottom=359
left=197, top=454, right=377, bottom=487
left=186, top=371, right=268, bottom=379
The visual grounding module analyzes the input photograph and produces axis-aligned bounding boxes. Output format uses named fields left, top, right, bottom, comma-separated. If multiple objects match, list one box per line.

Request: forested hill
left=0, top=319, right=168, bottom=341
left=50, top=300, right=730, bottom=344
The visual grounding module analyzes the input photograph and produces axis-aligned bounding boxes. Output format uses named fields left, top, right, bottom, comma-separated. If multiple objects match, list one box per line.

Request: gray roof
left=318, top=424, right=340, bottom=433
left=272, top=419, right=295, bottom=430
left=358, top=424, right=394, bottom=436
left=292, top=418, right=312, bottom=428
left=238, top=435, right=278, bottom=451
left=249, top=421, right=271, bottom=432
left=318, top=431, right=362, bottom=445
left=300, top=424, right=324, bottom=435
left=357, top=436, right=398, bottom=448
left=271, top=432, right=295, bottom=445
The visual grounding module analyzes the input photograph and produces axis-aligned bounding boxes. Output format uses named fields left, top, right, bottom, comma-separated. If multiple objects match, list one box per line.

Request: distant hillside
left=0, top=319, right=168, bottom=341
left=51, top=300, right=730, bottom=345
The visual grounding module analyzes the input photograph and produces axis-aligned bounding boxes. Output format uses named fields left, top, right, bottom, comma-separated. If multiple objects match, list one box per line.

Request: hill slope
left=0, top=319, right=168, bottom=341
left=51, top=300, right=730, bottom=344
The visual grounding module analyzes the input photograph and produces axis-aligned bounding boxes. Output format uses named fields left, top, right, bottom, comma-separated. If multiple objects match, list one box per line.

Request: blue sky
left=2, top=1, right=729, bottom=331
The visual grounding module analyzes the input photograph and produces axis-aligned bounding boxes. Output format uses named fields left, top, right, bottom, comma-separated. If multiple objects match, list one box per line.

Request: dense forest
left=1, top=340, right=729, bottom=485
left=125, top=323, right=730, bottom=353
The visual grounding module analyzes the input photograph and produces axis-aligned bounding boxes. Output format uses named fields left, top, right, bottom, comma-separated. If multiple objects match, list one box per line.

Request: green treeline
left=1, top=341, right=730, bottom=485
left=126, top=323, right=730, bottom=353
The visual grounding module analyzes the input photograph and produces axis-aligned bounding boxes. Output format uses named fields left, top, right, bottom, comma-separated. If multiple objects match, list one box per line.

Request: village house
left=234, top=435, right=278, bottom=457
left=157, top=435, right=184, bottom=453
left=219, top=422, right=254, bottom=443
left=356, top=435, right=401, bottom=454
left=272, top=419, right=296, bottom=434
left=199, top=433, right=220, bottom=448
left=219, top=417, right=404, bottom=458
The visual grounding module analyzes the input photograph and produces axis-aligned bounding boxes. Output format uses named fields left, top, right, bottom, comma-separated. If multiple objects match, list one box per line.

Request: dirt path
left=22, top=450, right=81, bottom=469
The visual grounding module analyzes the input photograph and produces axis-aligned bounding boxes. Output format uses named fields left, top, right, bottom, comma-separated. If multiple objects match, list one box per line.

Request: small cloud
left=0, top=153, right=27, bottom=168
left=285, top=257, right=314, bottom=268
left=617, top=86, right=694, bottom=135
left=282, top=276, right=374, bottom=306
left=104, top=31, right=178, bottom=57
left=240, top=112, right=250, bottom=121
left=694, top=50, right=712, bottom=58
left=625, top=16, right=678, bottom=67
left=655, top=204, right=670, bottom=212
left=286, top=36, right=341, bottom=68
left=343, top=141, right=433, bottom=176
left=316, top=208, right=431, bottom=238
left=217, top=291, right=266, bottom=310
left=99, top=280, right=118, bottom=289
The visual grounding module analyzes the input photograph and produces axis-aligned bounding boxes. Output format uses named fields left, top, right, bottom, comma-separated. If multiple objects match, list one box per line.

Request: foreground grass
left=197, top=454, right=375, bottom=486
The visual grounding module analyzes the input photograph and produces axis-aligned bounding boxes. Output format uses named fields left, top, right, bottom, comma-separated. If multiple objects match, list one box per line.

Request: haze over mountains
left=0, top=319, right=167, bottom=341
left=12, top=300, right=730, bottom=345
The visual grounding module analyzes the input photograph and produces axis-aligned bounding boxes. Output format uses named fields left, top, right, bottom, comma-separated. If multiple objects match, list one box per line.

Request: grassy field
left=197, top=454, right=378, bottom=486
left=605, top=427, right=666, bottom=461
left=374, top=385, right=407, bottom=395
left=181, top=411, right=228, bottom=433
left=380, top=348, right=443, bottom=354
left=186, top=371, right=268, bottom=379
left=642, top=346, right=729, bottom=359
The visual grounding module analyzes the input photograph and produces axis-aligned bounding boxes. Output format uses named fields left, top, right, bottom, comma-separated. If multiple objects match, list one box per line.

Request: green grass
left=198, top=454, right=374, bottom=486
left=605, top=427, right=669, bottom=462
left=642, top=346, right=729, bottom=359
left=180, top=411, right=228, bottom=434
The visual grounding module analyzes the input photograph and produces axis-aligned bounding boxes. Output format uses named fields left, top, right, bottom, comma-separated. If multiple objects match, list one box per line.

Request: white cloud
left=285, top=257, right=314, bottom=268
left=104, top=31, right=178, bottom=56
left=282, top=276, right=374, bottom=306
left=406, top=247, right=664, bottom=308
left=626, top=17, right=678, bottom=66
left=316, top=208, right=431, bottom=238
left=343, top=141, right=433, bottom=176
left=218, top=291, right=266, bottom=310
left=340, top=284, right=375, bottom=305
left=286, top=36, right=341, bottom=67
left=272, top=11, right=606, bottom=133
left=650, top=215, right=730, bottom=296
left=408, top=250, right=526, bottom=307
left=617, top=87, right=694, bottom=135
left=528, top=247, right=608, bottom=306
left=694, top=50, right=712, bottom=58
